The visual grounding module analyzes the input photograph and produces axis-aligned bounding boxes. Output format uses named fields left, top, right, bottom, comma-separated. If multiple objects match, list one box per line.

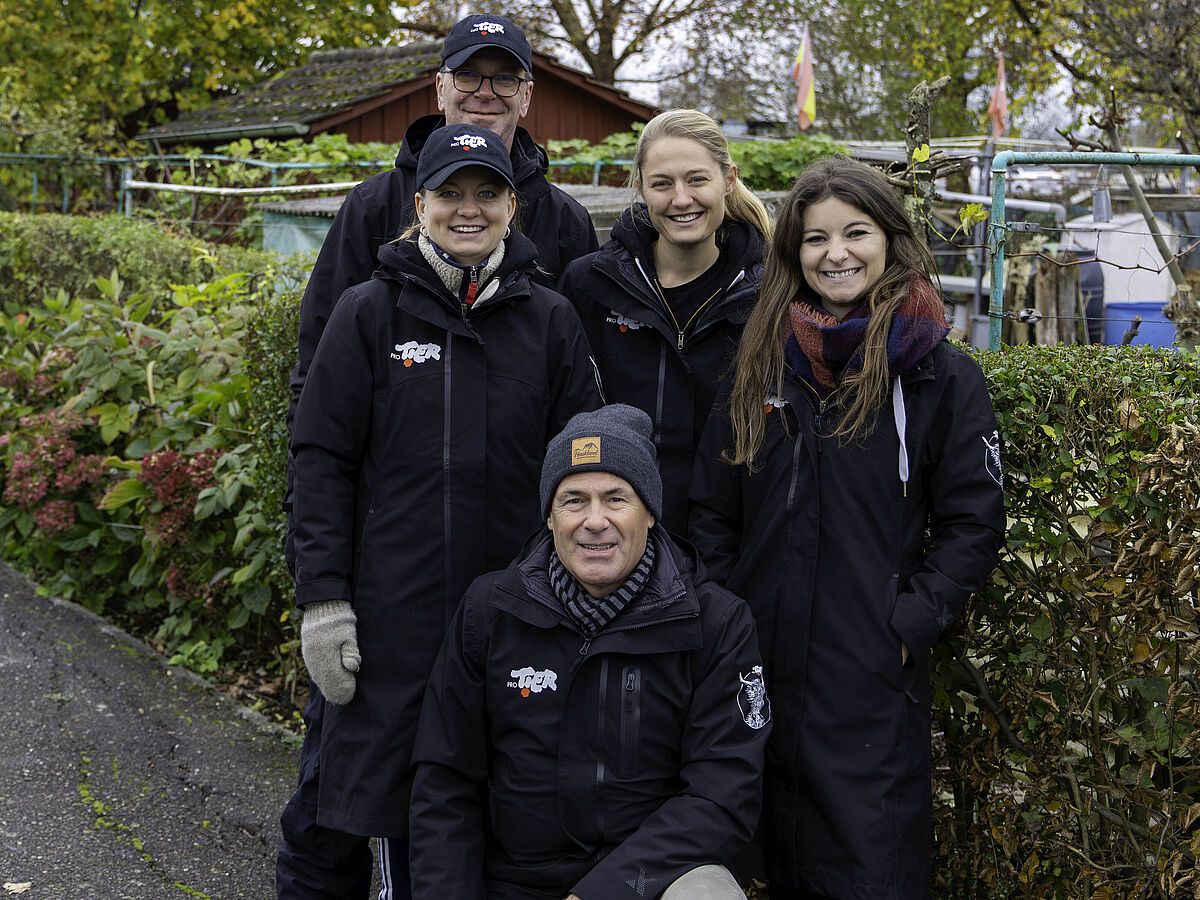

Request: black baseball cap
left=415, top=123, right=517, bottom=192
left=442, top=14, right=532, bottom=72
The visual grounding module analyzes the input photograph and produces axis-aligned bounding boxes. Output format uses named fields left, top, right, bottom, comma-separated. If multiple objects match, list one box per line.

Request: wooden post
left=1057, top=253, right=1084, bottom=345
left=903, top=76, right=951, bottom=244
left=1034, top=255, right=1057, bottom=345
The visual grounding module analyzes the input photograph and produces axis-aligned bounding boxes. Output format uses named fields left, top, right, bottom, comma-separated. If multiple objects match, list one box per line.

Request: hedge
left=1, top=215, right=1198, bottom=897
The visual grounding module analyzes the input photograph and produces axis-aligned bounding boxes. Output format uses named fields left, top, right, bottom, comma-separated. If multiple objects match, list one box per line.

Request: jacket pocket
left=619, top=665, right=642, bottom=777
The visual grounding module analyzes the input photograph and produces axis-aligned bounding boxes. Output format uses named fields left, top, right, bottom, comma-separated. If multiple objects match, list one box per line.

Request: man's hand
left=301, top=599, right=361, bottom=705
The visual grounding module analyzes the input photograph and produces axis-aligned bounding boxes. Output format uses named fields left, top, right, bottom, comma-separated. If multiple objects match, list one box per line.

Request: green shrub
left=0, top=216, right=306, bottom=674
left=3, top=214, right=1200, bottom=897
left=0, top=211, right=282, bottom=311
left=932, top=344, right=1200, bottom=899
left=544, top=129, right=846, bottom=190
left=728, top=133, right=846, bottom=191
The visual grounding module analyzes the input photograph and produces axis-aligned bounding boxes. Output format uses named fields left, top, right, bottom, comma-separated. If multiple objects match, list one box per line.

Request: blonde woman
left=558, top=109, right=771, bottom=533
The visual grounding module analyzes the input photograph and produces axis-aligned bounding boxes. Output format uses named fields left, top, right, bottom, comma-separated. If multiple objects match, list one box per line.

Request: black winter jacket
left=291, top=230, right=602, bottom=836
left=557, top=210, right=764, bottom=532
left=291, top=115, right=599, bottom=413
left=689, top=340, right=1004, bottom=899
left=409, top=529, right=770, bottom=900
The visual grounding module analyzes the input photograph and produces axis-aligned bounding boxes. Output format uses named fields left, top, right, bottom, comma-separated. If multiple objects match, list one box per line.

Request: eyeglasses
left=445, top=69, right=530, bottom=98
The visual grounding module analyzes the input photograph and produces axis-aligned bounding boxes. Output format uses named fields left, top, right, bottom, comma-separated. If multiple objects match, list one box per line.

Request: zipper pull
left=579, top=637, right=592, bottom=657
left=677, top=330, right=685, bottom=351
left=464, top=265, right=480, bottom=307
left=625, top=671, right=636, bottom=690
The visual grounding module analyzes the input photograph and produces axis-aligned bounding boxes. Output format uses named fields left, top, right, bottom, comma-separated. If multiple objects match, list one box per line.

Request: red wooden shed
left=138, top=42, right=657, bottom=148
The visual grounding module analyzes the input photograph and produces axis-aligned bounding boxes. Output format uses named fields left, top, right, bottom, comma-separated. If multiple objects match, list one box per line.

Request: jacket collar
left=595, top=207, right=764, bottom=329
left=397, top=115, right=549, bottom=200
left=493, top=529, right=702, bottom=649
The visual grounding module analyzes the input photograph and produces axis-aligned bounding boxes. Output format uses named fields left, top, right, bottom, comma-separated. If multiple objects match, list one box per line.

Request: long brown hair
left=629, top=109, right=773, bottom=240
left=726, top=156, right=937, bottom=466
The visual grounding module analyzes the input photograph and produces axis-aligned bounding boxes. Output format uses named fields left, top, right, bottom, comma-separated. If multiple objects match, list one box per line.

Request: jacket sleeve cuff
left=294, top=577, right=353, bottom=608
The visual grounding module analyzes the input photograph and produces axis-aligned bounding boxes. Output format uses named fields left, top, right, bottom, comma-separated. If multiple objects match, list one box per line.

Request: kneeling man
left=409, top=404, right=770, bottom=900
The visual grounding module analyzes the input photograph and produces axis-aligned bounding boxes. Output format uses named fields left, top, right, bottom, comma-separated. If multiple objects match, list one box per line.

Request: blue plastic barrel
left=1103, top=301, right=1176, bottom=348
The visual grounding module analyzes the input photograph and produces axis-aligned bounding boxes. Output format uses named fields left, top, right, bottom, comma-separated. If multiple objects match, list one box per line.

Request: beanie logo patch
left=571, top=437, right=601, bottom=466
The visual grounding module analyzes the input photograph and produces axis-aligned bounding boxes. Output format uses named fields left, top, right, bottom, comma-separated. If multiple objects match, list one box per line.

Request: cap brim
left=442, top=45, right=531, bottom=72
left=421, top=159, right=516, bottom=192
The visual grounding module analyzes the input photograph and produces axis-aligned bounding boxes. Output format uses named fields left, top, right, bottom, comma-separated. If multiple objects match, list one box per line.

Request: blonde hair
left=629, top=109, right=773, bottom=240
left=726, top=156, right=938, bottom=467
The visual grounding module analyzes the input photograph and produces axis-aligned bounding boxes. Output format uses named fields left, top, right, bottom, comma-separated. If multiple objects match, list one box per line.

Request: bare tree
left=1013, top=0, right=1200, bottom=148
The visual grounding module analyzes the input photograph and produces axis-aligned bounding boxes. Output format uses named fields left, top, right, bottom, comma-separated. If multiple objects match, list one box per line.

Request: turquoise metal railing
left=988, top=150, right=1200, bottom=351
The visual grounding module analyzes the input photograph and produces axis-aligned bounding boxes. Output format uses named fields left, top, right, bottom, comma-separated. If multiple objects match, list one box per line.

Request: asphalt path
left=0, top=562, right=302, bottom=900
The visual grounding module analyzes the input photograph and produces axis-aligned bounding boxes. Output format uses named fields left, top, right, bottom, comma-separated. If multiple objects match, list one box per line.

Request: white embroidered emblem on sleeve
left=983, top=430, right=1003, bottom=486
left=737, top=665, right=771, bottom=729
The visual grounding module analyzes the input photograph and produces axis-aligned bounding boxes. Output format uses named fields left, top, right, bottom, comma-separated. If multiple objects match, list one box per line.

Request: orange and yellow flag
left=986, top=53, right=1008, bottom=140
left=792, top=23, right=816, bottom=131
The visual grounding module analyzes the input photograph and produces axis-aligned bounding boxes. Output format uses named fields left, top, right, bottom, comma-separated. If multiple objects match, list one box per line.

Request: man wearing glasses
left=290, top=14, right=597, bottom=403
left=277, top=14, right=599, bottom=900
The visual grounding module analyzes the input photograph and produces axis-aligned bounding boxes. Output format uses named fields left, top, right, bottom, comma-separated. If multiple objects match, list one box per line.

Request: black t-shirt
left=658, top=250, right=729, bottom=336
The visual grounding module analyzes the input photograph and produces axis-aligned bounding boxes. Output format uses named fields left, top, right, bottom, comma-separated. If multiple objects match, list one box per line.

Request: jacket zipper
left=796, top=377, right=837, bottom=454
left=620, top=666, right=642, bottom=775
left=595, top=655, right=609, bottom=832
left=441, top=333, right=454, bottom=614
left=631, top=258, right=740, bottom=352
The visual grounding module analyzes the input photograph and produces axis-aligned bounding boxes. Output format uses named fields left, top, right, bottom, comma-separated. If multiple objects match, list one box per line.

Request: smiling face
left=547, top=471, right=654, bottom=599
left=414, top=166, right=516, bottom=266
left=799, top=195, right=889, bottom=320
left=435, top=48, right=532, bottom=150
left=638, top=135, right=736, bottom=252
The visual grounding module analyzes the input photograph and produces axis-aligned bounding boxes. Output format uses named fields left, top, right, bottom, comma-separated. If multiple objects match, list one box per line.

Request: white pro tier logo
left=452, top=133, right=489, bottom=151
left=605, top=311, right=647, bottom=332
left=390, top=341, right=442, bottom=367
left=508, top=666, right=558, bottom=697
left=470, top=21, right=505, bottom=35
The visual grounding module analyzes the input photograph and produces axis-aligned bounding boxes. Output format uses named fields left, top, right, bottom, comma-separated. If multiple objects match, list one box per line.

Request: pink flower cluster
left=1, top=410, right=106, bottom=536
left=34, top=500, right=77, bottom=536
left=137, top=449, right=219, bottom=547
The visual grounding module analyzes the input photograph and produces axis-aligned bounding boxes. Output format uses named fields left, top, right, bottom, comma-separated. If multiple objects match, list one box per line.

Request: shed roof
left=139, top=42, right=443, bottom=143
left=138, top=41, right=656, bottom=146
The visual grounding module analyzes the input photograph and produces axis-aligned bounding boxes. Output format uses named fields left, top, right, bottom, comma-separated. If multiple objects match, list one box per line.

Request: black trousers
left=275, top=686, right=412, bottom=900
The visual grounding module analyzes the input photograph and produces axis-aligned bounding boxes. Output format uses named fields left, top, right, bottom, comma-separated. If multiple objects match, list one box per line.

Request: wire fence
left=5, top=149, right=1200, bottom=349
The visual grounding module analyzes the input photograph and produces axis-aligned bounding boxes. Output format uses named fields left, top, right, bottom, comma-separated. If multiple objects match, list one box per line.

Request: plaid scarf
left=785, top=276, right=949, bottom=397
left=548, top=538, right=656, bottom=638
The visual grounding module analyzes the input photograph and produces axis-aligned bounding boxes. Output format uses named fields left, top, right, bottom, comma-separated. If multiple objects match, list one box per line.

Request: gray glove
left=300, top=599, right=361, bottom=705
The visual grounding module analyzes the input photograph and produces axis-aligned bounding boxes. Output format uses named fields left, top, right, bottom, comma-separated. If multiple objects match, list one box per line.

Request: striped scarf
left=785, top=275, right=948, bottom=397
left=548, top=538, right=656, bottom=638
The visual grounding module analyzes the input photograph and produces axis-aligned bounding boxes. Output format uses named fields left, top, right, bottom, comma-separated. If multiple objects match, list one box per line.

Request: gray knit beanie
left=540, top=404, right=662, bottom=520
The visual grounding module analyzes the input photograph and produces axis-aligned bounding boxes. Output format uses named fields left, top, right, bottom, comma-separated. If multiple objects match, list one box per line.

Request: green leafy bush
left=3, top=214, right=1199, bottom=897
left=0, top=212, right=282, bottom=312
left=932, top=344, right=1200, bottom=899
left=0, top=216, right=306, bottom=675
left=545, top=129, right=846, bottom=190
left=728, top=133, right=846, bottom=191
